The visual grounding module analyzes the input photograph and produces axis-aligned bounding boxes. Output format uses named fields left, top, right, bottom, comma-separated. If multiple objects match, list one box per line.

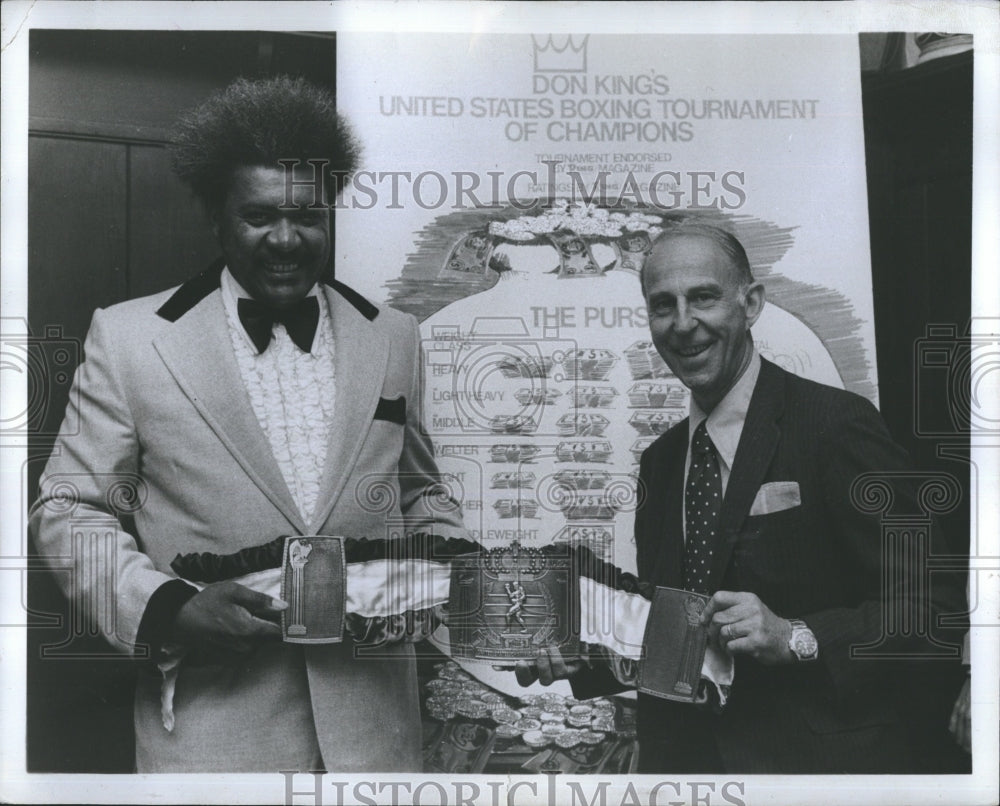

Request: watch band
left=788, top=618, right=819, bottom=661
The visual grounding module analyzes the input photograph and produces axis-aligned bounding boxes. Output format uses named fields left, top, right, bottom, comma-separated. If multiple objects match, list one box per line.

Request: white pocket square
left=749, top=481, right=801, bottom=516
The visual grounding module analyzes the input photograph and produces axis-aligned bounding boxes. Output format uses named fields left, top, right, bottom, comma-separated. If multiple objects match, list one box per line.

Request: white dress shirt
left=220, top=268, right=336, bottom=524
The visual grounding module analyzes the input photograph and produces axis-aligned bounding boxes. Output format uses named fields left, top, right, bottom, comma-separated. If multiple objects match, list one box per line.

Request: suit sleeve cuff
left=800, top=609, right=866, bottom=698
left=135, top=578, right=199, bottom=661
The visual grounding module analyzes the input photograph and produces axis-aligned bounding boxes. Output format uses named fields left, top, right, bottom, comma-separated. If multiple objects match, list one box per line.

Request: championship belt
left=572, top=560, right=727, bottom=707
left=171, top=532, right=472, bottom=647
left=636, top=587, right=711, bottom=702
left=447, top=542, right=579, bottom=663
left=280, top=536, right=346, bottom=643
left=164, top=535, right=733, bottom=731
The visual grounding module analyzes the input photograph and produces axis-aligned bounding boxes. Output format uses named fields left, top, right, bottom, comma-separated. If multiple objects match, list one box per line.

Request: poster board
left=336, top=32, right=876, bottom=575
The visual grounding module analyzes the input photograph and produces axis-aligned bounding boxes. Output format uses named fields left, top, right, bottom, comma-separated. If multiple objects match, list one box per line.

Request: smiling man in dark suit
left=524, top=221, right=966, bottom=773
left=29, top=76, right=468, bottom=773
left=628, top=221, right=966, bottom=773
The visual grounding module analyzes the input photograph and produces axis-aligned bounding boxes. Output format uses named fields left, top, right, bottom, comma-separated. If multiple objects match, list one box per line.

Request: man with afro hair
left=30, top=75, right=470, bottom=772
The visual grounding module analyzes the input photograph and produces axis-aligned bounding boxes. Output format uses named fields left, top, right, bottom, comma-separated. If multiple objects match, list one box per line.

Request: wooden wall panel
left=28, top=136, right=127, bottom=448
left=863, top=54, right=972, bottom=451
left=26, top=135, right=133, bottom=773
left=128, top=144, right=221, bottom=297
left=30, top=31, right=262, bottom=142
left=28, top=137, right=128, bottom=336
left=30, top=30, right=337, bottom=142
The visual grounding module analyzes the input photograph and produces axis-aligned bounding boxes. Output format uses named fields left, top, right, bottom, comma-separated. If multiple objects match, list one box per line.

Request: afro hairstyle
left=169, top=75, right=361, bottom=214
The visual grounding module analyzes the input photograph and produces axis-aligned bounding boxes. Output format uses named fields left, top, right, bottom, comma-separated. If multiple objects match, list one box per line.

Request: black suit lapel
left=156, top=258, right=225, bottom=321
left=643, top=423, right=688, bottom=589
left=707, top=359, right=785, bottom=589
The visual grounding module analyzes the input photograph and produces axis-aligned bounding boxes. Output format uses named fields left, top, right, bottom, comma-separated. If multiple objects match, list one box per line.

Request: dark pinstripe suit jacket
left=627, top=359, right=966, bottom=773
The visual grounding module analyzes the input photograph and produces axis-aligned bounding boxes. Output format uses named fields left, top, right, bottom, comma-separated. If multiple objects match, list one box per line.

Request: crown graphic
left=481, top=541, right=548, bottom=577
left=532, top=34, right=589, bottom=73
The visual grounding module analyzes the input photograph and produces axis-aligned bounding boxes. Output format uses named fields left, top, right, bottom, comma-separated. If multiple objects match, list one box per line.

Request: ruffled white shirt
left=220, top=268, right=336, bottom=525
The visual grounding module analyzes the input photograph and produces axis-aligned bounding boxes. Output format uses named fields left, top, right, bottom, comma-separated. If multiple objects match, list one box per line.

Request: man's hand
left=170, top=581, right=288, bottom=659
left=514, top=645, right=585, bottom=687
left=949, top=675, right=971, bottom=753
left=701, top=591, right=793, bottom=665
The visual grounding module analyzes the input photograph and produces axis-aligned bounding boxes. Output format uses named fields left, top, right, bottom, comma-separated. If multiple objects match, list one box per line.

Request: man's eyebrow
left=685, top=283, right=724, bottom=295
left=237, top=202, right=319, bottom=214
left=647, top=282, right=723, bottom=301
left=645, top=290, right=676, bottom=307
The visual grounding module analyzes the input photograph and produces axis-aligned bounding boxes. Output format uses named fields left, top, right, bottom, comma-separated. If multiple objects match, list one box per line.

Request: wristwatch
left=787, top=619, right=819, bottom=661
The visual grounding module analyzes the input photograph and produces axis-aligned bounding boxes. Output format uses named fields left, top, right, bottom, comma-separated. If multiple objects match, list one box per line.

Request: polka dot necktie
left=683, top=421, right=722, bottom=595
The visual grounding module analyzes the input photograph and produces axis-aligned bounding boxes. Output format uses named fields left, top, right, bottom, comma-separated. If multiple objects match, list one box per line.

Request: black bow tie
left=237, top=296, right=320, bottom=354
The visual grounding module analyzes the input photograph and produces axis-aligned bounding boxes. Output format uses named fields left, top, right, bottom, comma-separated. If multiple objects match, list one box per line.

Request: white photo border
left=1, top=2, right=997, bottom=805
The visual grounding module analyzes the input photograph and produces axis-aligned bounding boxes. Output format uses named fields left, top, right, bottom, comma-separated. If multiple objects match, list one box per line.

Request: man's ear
left=743, top=281, right=766, bottom=329
left=206, top=199, right=225, bottom=239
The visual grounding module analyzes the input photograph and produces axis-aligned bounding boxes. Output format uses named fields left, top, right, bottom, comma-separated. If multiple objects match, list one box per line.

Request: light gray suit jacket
left=29, top=265, right=468, bottom=772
